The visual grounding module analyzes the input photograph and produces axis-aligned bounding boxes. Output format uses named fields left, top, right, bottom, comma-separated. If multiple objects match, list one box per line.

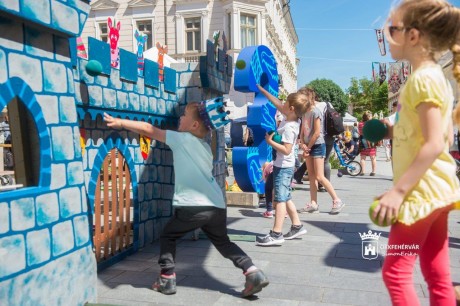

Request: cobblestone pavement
left=97, top=148, right=460, bottom=305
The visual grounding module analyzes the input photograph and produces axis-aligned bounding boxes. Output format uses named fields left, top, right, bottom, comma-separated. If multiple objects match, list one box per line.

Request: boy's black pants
left=158, top=206, right=254, bottom=275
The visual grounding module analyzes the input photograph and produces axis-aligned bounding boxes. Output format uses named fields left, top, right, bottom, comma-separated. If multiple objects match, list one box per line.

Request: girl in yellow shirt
left=373, top=1, right=460, bottom=305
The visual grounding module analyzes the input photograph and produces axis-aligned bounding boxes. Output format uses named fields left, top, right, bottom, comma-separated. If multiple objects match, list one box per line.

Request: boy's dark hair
left=185, top=103, right=209, bottom=134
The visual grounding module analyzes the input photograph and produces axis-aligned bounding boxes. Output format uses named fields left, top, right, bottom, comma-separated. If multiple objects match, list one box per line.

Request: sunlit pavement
left=96, top=147, right=460, bottom=305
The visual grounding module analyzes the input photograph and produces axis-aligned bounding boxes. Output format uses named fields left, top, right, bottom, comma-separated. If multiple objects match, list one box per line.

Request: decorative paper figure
left=134, top=29, right=148, bottom=76
left=140, top=135, right=151, bottom=160
left=213, top=30, right=220, bottom=61
left=379, top=63, right=387, bottom=85
left=156, top=42, right=168, bottom=82
left=388, top=62, right=403, bottom=94
left=375, top=29, right=386, bottom=56
left=402, top=61, right=411, bottom=83
left=108, top=17, right=120, bottom=68
left=372, top=62, right=377, bottom=82
left=76, top=37, right=87, bottom=58
left=221, top=31, right=228, bottom=68
left=80, top=128, right=86, bottom=155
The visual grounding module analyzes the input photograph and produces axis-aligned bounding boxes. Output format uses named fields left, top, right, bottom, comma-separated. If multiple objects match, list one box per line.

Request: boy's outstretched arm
left=104, top=112, right=166, bottom=143
left=256, top=84, right=284, bottom=112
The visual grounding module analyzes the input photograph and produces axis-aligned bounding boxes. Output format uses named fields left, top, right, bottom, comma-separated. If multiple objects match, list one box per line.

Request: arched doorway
left=93, top=148, right=133, bottom=262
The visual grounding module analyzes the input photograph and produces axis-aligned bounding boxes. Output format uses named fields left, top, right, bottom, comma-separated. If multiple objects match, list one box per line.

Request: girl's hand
left=373, top=189, right=404, bottom=226
left=104, top=112, right=122, bottom=129
left=265, top=132, right=274, bottom=145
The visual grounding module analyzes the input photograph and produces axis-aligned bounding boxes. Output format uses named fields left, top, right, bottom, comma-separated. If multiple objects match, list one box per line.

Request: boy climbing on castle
left=104, top=98, right=269, bottom=297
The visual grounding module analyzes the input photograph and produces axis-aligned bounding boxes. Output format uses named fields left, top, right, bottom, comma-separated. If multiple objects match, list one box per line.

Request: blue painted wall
left=0, top=0, right=231, bottom=304
left=0, top=0, right=97, bottom=304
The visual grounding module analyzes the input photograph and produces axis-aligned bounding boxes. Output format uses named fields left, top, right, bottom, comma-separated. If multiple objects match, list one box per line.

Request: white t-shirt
left=388, top=113, right=396, bottom=125
left=165, top=131, right=225, bottom=209
left=274, top=118, right=299, bottom=168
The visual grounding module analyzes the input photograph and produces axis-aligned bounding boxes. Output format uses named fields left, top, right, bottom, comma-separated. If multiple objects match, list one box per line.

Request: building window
left=240, top=14, right=256, bottom=48
left=185, top=17, right=201, bottom=52
left=98, top=22, right=109, bottom=42
left=136, top=20, right=153, bottom=50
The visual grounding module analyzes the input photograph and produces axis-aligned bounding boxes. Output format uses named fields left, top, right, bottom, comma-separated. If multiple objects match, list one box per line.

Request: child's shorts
left=273, top=166, right=294, bottom=203
left=310, top=143, right=326, bottom=158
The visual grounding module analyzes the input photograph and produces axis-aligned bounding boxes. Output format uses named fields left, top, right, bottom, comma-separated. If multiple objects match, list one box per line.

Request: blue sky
left=290, top=0, right=460, bottom=91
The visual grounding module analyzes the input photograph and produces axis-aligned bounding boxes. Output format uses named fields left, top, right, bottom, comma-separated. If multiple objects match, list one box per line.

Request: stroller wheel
left=346, top=161, right=362, bottom=176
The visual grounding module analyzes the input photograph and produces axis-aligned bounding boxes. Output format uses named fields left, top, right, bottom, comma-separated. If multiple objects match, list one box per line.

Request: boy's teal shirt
left=165, top=130, right=225, bottom=209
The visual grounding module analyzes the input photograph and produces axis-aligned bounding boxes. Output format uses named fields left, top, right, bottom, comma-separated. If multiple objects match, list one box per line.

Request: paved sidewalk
left=97, top=148, right=460, bottom=305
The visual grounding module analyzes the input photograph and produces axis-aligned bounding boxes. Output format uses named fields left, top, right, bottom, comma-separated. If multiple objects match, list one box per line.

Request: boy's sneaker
left=152, top=274, right=177, bottom=295
left=298, top=202, right=319, bottom=214
left=283, top=225, right=307, bottom=240
left=242, top=269, right=269, bottom=298
left=262, top=211, right=273, bottom=218
left=330, top=199, right=345, bottom=214
left=256, top=231, right=284, bottom=246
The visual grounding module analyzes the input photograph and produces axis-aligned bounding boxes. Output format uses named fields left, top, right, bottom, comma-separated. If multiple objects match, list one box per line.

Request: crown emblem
left=198, top=97, right=230, bottom=130
left=359, top=230, right=381, bottom=241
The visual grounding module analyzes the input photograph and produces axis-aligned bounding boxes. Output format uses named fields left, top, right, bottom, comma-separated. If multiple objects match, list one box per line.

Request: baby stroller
left=333, top=138, right=362, bottom=176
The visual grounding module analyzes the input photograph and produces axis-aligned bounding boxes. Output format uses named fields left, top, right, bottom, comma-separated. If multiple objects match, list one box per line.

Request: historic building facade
left=81, top=0, right=298, bottom=119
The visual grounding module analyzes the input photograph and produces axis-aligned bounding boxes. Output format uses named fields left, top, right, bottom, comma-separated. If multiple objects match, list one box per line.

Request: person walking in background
left=255, top=83, right=308, bottom=246
left=358, top=110, right=377, bottom=176
left=387, top=101, right=398, bottom=158
left=293, top=89, right=335, bottom=192
left=104, top=101, right=269, bottom=298
left=297, top=87, right=345, bottom=215
left=243, top=126, right=254, bottom=147
left=352, top=122, right=360, bottom=146
left=261, top=161, right=274, bottom=218
left=375, top=1, right=460, bottom=304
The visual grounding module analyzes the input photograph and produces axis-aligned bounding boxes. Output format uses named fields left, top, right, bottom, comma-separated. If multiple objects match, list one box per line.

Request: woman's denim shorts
left=273, top=166, right=294, bottom=203
left=310, top=143, right=326, bottom=158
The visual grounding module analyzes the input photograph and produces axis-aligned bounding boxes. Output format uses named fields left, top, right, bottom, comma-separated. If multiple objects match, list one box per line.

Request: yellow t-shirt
left=393, top=64, right=460, bottom=225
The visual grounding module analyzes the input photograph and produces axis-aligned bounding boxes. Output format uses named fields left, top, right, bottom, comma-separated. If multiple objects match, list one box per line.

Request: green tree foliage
left=306, top=79, right=348, bottom=114
left=347, top=77, right=389, bottom=120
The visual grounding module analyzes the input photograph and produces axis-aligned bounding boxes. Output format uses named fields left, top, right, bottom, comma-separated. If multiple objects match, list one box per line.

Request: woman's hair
left=297, top=87, right=316, bottom=102
left=287, top=92, right=310, bottom=118
left=362, top=110, right=372, bottom=122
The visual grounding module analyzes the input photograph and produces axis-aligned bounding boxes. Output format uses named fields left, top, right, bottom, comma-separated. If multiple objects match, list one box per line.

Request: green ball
left=272, top=132, right=282, bottom=144
left=268, top=130, right=282, bottom=144
left=362, top=119, right=387, bottom=143
left=369, top=200, right=396, bottom=227
left=235, top=60, right=246, bottom=70
left=85, top=60, right=103, bottom=77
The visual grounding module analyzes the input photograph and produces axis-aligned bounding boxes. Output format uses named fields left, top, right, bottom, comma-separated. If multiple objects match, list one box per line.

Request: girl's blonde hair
left=388, top=1, right=460, bottom=122
left=287, top=92, right=310, bottom=118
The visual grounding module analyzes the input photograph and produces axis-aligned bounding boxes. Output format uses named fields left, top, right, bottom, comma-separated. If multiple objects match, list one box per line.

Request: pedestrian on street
left=358, top=111, right=377, bottom=176
left=375, top=1, right=460, bottom=304
left=296, top=87, right=345, bottom=215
